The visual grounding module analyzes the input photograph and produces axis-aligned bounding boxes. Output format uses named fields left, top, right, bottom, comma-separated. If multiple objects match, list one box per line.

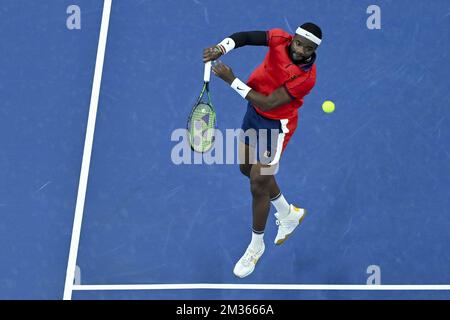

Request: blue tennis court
left=1, top=0, right=449, bottom=299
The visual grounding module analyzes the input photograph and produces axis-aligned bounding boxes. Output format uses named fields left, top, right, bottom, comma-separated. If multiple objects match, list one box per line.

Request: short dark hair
left=300, top=22, right=322, bottom=40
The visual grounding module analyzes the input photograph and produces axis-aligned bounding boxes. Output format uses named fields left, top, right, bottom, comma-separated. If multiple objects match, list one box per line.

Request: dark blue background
left=1, top=0, right=449, bottom=299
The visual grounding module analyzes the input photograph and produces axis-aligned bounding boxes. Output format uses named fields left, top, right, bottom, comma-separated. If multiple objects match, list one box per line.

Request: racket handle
left=204, top=61, right=212, bottom=83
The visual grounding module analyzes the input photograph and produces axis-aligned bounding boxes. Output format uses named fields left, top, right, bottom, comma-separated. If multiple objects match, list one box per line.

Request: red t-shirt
left=247, top=28, right=317, bottom=120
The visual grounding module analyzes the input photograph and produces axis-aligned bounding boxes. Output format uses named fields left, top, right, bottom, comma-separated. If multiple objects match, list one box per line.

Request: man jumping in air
left=203, top=23, right=323, bottom=278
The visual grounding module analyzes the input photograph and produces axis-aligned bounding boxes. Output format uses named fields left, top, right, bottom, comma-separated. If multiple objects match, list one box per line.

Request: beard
left=289, top=43, right=306, bottom=63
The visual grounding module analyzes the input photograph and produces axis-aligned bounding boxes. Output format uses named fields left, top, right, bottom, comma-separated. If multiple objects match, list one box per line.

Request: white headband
left=295, top=27, right=322, bottom=46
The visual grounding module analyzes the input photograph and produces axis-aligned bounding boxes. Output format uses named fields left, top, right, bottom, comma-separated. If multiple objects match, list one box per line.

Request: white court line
left=63, top=0, right=112, bottom=301
left=72, top=284, right=450, bottom=291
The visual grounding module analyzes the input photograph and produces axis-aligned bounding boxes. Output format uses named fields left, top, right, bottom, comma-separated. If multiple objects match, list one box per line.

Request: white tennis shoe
left=233, top=243, right=265, bottom=278
left=274, top=205, right=307, bottom=245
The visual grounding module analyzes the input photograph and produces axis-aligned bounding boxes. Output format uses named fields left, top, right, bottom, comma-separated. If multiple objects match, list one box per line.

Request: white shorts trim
left=268, top=119, right=289, bottom=166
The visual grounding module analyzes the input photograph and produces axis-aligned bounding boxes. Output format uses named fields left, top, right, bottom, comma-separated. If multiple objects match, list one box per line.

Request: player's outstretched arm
left=203, top=31, right=267, bottom=63
left=212, top=61, right=292, bottom=111
left=245, top=87, right=292, bottom=111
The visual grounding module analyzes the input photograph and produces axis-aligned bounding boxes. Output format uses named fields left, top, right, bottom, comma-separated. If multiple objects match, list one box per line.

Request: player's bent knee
left=250, top=173, right=271, bottom=196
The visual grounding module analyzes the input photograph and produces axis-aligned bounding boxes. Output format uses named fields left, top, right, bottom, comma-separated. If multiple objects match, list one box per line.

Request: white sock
left=271, top=193, right=290, bottom=219
left=250, top=231, right=264, bottom=251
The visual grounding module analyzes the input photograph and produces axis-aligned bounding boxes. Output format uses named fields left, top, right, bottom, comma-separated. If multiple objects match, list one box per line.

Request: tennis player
left=203, top=23, right=322, bottom=278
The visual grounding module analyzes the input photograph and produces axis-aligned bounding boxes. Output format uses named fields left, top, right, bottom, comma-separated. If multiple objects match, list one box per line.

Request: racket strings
left=187, top=82, right=216, bottom=152
left=188, top=103, right=216, bottom=152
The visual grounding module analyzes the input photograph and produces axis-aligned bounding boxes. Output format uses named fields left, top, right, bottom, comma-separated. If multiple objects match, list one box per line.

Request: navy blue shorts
left=240, top=103, right=286, bottom=165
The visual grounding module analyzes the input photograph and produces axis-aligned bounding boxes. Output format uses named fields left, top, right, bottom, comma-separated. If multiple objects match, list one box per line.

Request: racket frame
left=187, top=62, right=216, bottom=153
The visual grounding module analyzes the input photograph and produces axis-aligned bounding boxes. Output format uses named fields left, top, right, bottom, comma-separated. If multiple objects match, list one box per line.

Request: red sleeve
left=267, top=28, right=291, bottom=48
left=284, top=76, right=316, bottom=101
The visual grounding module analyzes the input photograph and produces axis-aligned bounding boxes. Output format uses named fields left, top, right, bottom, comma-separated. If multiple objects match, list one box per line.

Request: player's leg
left=269, top=116, right=307, bottom=245
left=233, top=161, right=274, bottom=278
left=234, top=104, right=274, bottom=278
left=234, top=106, right=281, bottom=278
left=249, top=162, right=279, bottom=232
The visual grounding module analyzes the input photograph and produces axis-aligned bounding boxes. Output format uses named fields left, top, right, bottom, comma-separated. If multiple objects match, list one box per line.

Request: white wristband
left=231, top=78, right=251, bottom=98
left=217, top=37, right=236, bottom=54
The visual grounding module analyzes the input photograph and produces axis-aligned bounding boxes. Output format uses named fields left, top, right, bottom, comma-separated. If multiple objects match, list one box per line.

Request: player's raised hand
left=203, top=46, right=222, bottom=63
left=212, top=61, right=236, bottom=84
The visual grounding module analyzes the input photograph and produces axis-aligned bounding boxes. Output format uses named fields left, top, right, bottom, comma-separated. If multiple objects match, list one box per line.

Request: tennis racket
left=187, top=61, right=217, bottom=153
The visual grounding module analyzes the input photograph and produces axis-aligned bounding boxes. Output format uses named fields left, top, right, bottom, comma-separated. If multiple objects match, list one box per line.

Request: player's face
left=289, top=35, right=317, bottom=62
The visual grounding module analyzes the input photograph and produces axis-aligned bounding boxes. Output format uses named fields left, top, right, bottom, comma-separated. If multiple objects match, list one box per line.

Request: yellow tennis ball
left=322, top=100, right=335, bottom=113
